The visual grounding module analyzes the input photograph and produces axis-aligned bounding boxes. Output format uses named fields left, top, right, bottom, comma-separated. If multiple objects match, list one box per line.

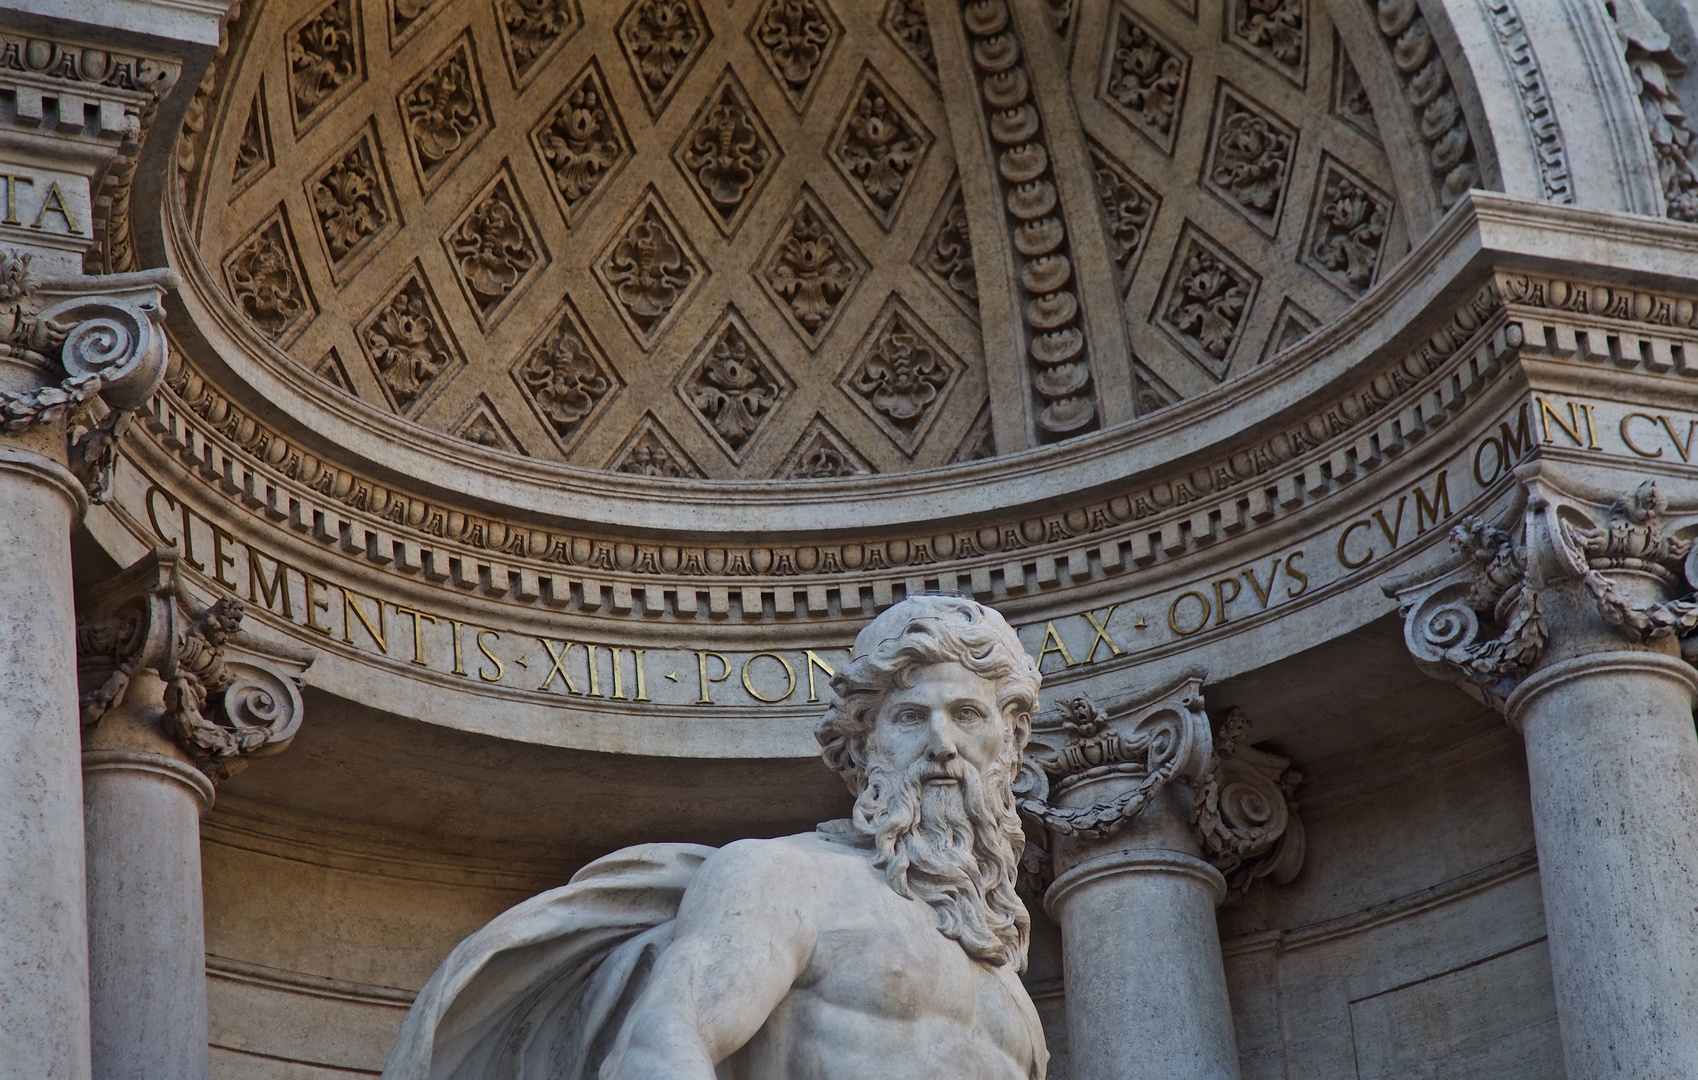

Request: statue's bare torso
left=602, top=831, right=1046, bottom=1080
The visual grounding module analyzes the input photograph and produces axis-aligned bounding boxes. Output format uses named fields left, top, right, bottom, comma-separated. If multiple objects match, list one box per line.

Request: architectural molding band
left=1044, top=847, right=1228, bottom=912
left=1505, top=648, right=1698, bottom=728
left=82, top=745, right=217, bottom=811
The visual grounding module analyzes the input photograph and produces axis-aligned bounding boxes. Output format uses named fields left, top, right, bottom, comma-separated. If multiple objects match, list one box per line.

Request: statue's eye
left=955, top=706, right=983, bottom=725
left=895, top=709, right=925, bottom=726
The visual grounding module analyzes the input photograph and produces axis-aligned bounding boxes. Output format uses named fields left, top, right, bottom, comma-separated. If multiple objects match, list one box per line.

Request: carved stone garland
left=1393, top=479, right=1698, bottom=712
left=1015, top=689, right=1303, bottom=902
left=78, top=549, right=311, bottom=781
left=955, top=0, right=1098, bottom=441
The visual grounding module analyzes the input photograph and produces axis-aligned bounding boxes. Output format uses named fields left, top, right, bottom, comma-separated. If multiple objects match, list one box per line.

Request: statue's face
left=872, top=663, right=1008, bottom=781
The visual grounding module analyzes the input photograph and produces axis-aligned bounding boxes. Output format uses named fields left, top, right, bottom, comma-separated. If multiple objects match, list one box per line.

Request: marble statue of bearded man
left=380, top=595, right=1048, bottom=1080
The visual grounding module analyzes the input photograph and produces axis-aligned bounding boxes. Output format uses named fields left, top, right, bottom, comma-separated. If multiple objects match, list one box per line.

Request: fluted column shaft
left=1045, top=783, right=1240, bottom=1080
left=82, top=671, right=213, bottom=1080
left=0, top=439, right=92, bottom=1080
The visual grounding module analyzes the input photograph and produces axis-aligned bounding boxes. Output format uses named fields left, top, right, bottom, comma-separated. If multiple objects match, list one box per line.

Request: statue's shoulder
left=691, top=825, right=868, bottom=892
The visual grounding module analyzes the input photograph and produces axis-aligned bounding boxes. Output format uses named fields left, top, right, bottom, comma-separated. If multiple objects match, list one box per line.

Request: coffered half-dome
left=175, top=0, right=1449, bottom=480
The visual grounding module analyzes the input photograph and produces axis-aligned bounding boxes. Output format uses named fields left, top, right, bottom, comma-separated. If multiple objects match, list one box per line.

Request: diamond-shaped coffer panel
left=531, top=59, right=632, bottom=226
left=748, top=0, right=841, bottom=112
left=757, top=185, right=866, bottom=348
left=594, top=188, right=705, bottom=348
left=678, top=307, right=791, bottom=462
left=830, top=64, right=932, bottom=229
left=839, top=296, right=958, bottom=456
left=673, top=70, right=781, bottom=236
left=618, top=0, right=711, bottom=116
left=511, top=299, right=619, bottom=454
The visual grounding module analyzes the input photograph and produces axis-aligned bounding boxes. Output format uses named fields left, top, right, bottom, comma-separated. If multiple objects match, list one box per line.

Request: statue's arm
left=601, top=838, right=821, bottom=1080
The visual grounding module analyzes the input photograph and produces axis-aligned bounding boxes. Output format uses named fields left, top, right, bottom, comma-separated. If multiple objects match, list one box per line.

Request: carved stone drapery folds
left=0, top=250, right=176, bottom=502
left=1015, top=678, right=1303, bottom=904
left=77, top=549, right=313, bottom=782
left=1389, top=477, right=1698, bottom=713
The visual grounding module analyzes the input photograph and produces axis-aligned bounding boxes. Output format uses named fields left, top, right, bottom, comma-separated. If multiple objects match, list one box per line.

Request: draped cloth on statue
left=380, top=843, right=716, bottom=1080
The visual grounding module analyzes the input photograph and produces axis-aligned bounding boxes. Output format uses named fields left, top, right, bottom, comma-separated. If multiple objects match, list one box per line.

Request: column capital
left=1015, top=674, right=1304, bottom=906
left=77, top=548, right=314, bottom=782
left=1385, top=467, right=1698, bottom=713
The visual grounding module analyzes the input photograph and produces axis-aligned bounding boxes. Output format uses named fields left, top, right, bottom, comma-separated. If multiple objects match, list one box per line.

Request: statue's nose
left=926, top=714, right=958, bottom=761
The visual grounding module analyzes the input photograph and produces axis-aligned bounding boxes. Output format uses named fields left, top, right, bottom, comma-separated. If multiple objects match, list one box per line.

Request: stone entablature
left=82, top=194, right=1698, bottom=756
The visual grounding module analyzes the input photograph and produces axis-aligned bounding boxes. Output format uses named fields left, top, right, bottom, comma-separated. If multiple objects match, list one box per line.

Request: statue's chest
left=803, top=924, right=978, bottom=1018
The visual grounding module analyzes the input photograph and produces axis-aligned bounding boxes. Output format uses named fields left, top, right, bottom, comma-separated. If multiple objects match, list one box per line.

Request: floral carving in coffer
left=679, top=308, right=790, bottom=461
left=1205, top=85, right=1295, bottom=235
left=288, top=0, right=361, bottom=130
left=618, top=0, right=710, bottom=116
left=1303, top=156, right=1393, bottom=297
left=452, top=395, right=523, bottom=452
left=831, top=64, right=932, bottom=229
left=839, top=298, right=958, bottom=455
left=594, top=188, right=704, bottom=347
left=1086, top=143, right=1158, bottom=288
left=882, top=0, right=935, bottom=82
left=358, top=268, right=460, bottom=414
left=1099, top=4, right=1188, bottom=154
left=498, top=0, right=577, bottom=80
left=512, top=300, right=617, bottom=453
left=612, top=413, right=701, bottom=477
left=223, top=209, right=315, bottom=343
left=232, top=90, right=271, bottom=190
left=443, top=169, right=544, bottom=328
left=1331, top=38, right=1380, bottom=143
left=1228, top=0, right=1305, bottom=83
left=673, top=70, right=780, bottom=235
left=1156, top=226, right=1260, bottom=380
left=307, top=126, right=394, bottom=278
left=749, top=0, right=840, bottom=111
left=531, top=59, right=631, bottom=224
left=758, top=186, right=866, bottom=348
left=778, top=414, right=871, bottom=479
left=913, top=180, right=977, bottom=319
left=398, top=33, right=487, bottom=191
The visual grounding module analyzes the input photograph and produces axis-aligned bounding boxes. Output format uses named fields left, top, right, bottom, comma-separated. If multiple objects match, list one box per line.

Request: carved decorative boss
left=1015, top=680, right=1303, bottom=904
left=532, top=60, right=631, bottom=224
left=1391, top=477, right=1698, bottom=713
left=673, top=71, right=780, bottom=235
left=595, top=189, right=703, bottom=347
left=759, top=187, right=865, bottom=347
left=618, top=0, right=710, bottom=116
left=78, top=550, right=313, bottom=782
left=749, top=0, right=840, bottom=111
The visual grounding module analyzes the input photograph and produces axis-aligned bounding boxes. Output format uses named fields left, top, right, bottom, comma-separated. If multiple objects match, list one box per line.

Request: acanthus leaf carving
left=288, top=0, right=360, bottom=128
left=1303, top=159, right=1392, bottom=296
left=359, top=270, right=458, bottom=414
left=513, top=301, right=616, bottom=451
left=681, top=309, right=787, bottom=459
left=611, top=412, right=702, bottom=477
left=223, top=210, right=315, bottom=343
left=1229, top=0, right=1304, bottom=81
left=759, top=188, right=864, bottom=347
left=840, top=299, right=957, bottom=455
left=777, top=414, right=871, bottom=479
left=1158, top=228, right=1258, bottom=378
left=499, top=0, right=576, bottom=79
left=750, top=0, right=840, bottom=110
left=914, top=181, right=978, bottom=319
left=232, top=90, right=272, bottom=189
left=618, top=0, right=710, bottom=116
left=674, top=72, right=780, bottom=235
left=1205, top=88, right=1295, bottom=233
left=831, top=66, right=931, bottom=228
left=1331, top=37, right=1380, bottom=142
left=532, top=60, right=630, bottom=224
left=1099, top=5, right=1188, bottom=154
left=399, top=35, right=486, bottom=189
left=1086, top=144, right=1157, bottom=287
left=595, top=190, right=702, bottom=346
left=308, top=129, right=392, bottom=272
left=882, top=0, right=936, bottom=82
left=444, top=172, right=542, bottom=326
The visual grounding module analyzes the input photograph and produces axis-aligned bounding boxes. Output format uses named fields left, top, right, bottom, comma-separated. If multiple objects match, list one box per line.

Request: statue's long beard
left=852, top=750, right=1030, bottom=968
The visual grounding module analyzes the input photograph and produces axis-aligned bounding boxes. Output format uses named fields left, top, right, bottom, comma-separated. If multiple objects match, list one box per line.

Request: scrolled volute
left=1189, top=707, right=1304, bottom=903
left=77, top=549, right=312, bottom=782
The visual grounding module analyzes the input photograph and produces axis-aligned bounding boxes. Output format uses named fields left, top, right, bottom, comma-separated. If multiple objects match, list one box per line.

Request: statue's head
left=815, top=595, right=1040, bottom=968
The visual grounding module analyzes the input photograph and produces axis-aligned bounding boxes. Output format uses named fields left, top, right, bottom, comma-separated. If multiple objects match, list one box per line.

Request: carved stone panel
left=1301, top=155, right=1393, bottom=298
left=1203, top=84, right=1297, bottom=236
left=838, top=296, right=959, bottom=456
left=1098, top=4, right=1189, bottom=155
left=882, top=0, right=935, bottom=84
left=1154, top=224, right=1260, bottom=380
left=595, top=188, right=704, bottom=348
left=288, top=0, right=363, bottom=133
left=1331, top=34, right=1379, bottom=144
left=358, top=266, right=460, bottom=414
left=913, top=178, right=977, bottom=320
left=748, top=0, right=841, bottom=112
left=530, top=59, right=631, bottom=226
left=1258, top=297, right=1316, bottom=364
left=451, top=394, right=525, bottom=453
left=610, top=411, right=703, bottom=477
left=678, top=307, right=789, bottom=462
left=1227, top=0, right=1306, bottom=87
left=1086, top=142, right=1158, bottom=289
left=231, top=88, right=272, bottom=194
left=757, top=185, right=866, bottom=348
left=776, top=413, right=871, bottom=479
left=510, top=298, right=617, bottom=454
left=618, top=0, right=711, bottom=116
left=830, top=64, right=932, bottom=230
left=306, top=123, right=396, bottom=281
left=497, top=0, right=578, bottom=83
left=223, top=208, right=316, bottom=344
left=397, top=32, right=489, bottom=193
left=441, top=166, right=544, bottom=329
left=672, top=70, right=781, bottom=236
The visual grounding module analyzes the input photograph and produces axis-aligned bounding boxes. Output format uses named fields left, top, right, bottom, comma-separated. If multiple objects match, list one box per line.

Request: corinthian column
left=1390, top=473, right=1698, bottom=1078
left=77, top=550, right=312, bottom=1080
left=1018, top=681, right=1302, bottom=1080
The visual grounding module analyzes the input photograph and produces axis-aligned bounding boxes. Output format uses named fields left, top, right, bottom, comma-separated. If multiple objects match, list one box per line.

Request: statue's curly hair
left=815, top=595, right=1039, bottom=794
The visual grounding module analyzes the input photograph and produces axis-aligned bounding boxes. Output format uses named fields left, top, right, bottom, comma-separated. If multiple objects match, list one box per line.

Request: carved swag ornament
left=1014, top=682, right=1303, bottom=903
left=1392, top=477, right=1698, bottom=712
